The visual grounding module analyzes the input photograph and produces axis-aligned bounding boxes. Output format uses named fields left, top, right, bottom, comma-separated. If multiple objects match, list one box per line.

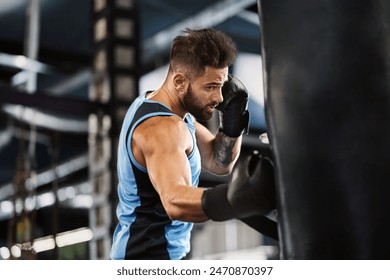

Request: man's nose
left=215, top=88, right=223, bottom=104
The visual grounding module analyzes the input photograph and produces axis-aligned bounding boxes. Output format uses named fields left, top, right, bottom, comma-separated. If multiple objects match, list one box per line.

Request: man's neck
left=150, top=84, right=187, bottom=118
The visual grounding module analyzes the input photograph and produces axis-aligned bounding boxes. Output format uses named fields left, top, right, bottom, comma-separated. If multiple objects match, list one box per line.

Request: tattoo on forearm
left=215, top=133, right=237, bottom=166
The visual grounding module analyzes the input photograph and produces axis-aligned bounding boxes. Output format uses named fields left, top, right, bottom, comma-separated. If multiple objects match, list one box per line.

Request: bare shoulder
left=134, top=115, right=192, bottom=152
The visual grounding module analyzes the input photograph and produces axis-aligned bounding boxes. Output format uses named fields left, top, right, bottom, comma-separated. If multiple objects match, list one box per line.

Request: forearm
left=160, top=184, right=238, bottom=223
left=213, top=131, right=242, bottom=173
left=159, top=185, right=209, bottom=223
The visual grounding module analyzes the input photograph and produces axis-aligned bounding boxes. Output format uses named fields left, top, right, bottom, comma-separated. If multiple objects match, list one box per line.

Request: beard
left=182, top=84, right=214, bottom=121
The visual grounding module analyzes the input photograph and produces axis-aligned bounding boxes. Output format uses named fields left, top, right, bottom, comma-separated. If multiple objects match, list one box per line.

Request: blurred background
left=0, top=0, right=277, bottom=260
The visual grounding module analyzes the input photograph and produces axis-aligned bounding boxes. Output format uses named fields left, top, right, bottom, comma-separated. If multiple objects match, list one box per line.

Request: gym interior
left=1, top=0, right=389, bottom=260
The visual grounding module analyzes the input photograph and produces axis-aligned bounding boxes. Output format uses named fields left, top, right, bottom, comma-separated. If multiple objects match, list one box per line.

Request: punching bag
left=258, top=0, right=390, bottom=259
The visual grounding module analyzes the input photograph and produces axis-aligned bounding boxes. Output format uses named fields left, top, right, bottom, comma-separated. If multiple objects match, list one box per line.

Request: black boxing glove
left=216, top=74, right=250, bottom=137
left=201, top=153, right=276, bottom=221
left=227, top=153, right=276, bottom=218
left=201, top=183, right=278, bottom=240
left=201, top=184, right=236, bottom=222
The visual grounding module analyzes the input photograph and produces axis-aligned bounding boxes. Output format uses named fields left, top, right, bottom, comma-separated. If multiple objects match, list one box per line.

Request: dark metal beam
left=0, top=85, right=107, bottom=117
left=142, top=0, right=257, bottom=63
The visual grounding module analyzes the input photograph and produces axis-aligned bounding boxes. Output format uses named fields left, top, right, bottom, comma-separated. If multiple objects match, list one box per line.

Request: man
left=110, top=28, right=275, bottom=260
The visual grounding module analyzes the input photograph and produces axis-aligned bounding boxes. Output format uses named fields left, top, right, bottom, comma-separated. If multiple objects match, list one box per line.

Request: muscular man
left=110, top=28, right=274, bottom=260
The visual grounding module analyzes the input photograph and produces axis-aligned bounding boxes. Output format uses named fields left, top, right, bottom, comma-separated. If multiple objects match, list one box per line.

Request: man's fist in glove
left=216, top=74, right=250, bottom=137
left=227, top=153, right=276, bottom=219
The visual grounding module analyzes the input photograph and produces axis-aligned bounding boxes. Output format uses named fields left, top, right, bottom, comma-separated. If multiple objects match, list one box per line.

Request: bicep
left=138, top=118, right=206, bottom=222
left=147, top=143, right=192, bottom=194
left=141, top=121, right=192, bottom=194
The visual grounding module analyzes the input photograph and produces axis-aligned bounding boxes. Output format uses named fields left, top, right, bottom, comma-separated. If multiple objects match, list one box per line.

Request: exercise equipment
left=259, top=0, right=390, bottom=259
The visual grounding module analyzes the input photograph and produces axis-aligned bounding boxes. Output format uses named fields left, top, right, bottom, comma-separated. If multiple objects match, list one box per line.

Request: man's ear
left=173, top=73, right=188, bottom=92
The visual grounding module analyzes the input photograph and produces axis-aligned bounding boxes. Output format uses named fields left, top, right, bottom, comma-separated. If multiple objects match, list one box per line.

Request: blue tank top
left=110, top=92, right=201, bottom=260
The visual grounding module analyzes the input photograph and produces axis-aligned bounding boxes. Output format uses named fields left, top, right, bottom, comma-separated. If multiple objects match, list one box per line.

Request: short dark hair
left=169, top=28, right=237, bottom=79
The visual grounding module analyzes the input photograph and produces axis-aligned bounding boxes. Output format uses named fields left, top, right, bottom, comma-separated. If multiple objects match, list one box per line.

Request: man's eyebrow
left=205, top=81, right=223, bottom=86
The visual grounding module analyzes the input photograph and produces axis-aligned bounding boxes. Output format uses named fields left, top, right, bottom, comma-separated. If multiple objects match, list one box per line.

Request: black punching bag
left=258, top=0, right=390, bottom=259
